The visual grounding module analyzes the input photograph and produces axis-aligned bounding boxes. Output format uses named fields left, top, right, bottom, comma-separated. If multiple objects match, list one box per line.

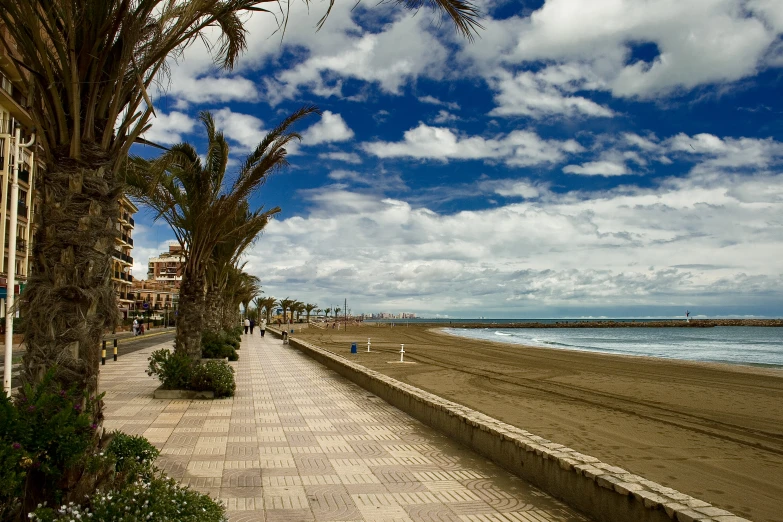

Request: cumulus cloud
left=362, top=123, right=584, bottom=166
left=418, top=95, right=460, bottom=110
left=141, top=111, right=197, bottom=145
left=245, top=165, right=783, bottom=314
left=563, top=160, right=629, bottom=176
left=459, top=0, right=783, bottom=99
left=302, top=111, right=354, bottom=145
left=489, top=68, right=614, bottom=118
left=432, top=110, right=459, bottom=124
left=211, top=108, right=267, bottom=152
left=319, top=151, right=363, bottom=164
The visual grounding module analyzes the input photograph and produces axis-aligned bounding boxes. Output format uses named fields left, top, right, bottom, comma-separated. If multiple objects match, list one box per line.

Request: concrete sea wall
left=267, top=327, right=749, bottom=522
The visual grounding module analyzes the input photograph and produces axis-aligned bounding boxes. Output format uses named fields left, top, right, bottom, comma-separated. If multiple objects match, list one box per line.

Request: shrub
left=190, top=361, right=236, bottom=398
left=202, top=330, right=239, bottom=360
left=106, top=432, right=159, bottom=474
left=147, top=349, right=236, bottom=397
left=146, top=349, right=193, bottom=390
left=0, top=370, right=103, bottom=519
left=30, top=474, right=227, bottom=522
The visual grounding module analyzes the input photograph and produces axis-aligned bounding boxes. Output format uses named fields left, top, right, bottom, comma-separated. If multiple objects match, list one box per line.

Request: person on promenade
left=244, top=318, right=250, bottom=334
left=249, top=318, right=255, bottom=335
left=260, top=318, right=267, bottom=337
left=132, top=318, right=139, bottom=336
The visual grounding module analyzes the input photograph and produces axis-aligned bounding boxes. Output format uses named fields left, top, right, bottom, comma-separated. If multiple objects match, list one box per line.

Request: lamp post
left=4, top=125, right=35, bottom=396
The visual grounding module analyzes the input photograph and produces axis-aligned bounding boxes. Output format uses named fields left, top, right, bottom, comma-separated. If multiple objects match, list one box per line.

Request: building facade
left=129, top=279, right=177, bottom=321
left=112, top=196, right=137, bottom=319
left=148, top=244, right=184, bottom=286
left=0, top=26, right=37, bottom=318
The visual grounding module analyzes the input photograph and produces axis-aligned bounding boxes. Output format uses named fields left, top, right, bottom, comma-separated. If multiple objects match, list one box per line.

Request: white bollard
left=400, top=344, right=405, bottom=362
left=367, top=338, right=371, bottom=352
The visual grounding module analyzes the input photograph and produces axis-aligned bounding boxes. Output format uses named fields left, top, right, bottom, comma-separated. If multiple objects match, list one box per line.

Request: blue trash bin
left=351, top=343, right=357, bottom=354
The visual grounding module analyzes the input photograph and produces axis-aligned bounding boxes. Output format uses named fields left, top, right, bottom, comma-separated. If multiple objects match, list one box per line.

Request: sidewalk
left=100, top=333, right=589, bottom=522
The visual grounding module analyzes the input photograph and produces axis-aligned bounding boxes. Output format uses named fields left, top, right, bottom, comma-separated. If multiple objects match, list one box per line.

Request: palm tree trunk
left=20, top=156, right=121, bottom=410
left=204, top=284, right=221, bottom=332
left=176, top=265, right=206, bottom=361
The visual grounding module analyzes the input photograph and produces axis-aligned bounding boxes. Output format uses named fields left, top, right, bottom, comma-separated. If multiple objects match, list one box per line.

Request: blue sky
left=134, top=0, right=783, bottom=318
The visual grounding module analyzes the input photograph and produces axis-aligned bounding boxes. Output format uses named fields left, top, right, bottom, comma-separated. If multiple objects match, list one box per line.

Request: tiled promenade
left=100, top=334, right=590, bottom=522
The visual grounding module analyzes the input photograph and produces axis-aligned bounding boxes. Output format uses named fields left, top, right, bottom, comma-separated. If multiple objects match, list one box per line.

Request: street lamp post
left=4, top=125, right=35, bottom=397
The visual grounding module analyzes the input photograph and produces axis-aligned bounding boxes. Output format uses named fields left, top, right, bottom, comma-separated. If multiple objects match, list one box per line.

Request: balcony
left=111, top=249, right=133, bottom=265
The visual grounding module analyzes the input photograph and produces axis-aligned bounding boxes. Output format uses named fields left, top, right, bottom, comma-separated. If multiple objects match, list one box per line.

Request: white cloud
left=319, top=151, right=362, bottom=164
left=245, top=165, right=783, bottom=314
left=212, top=108, right=267, bottom=152
left=418, top=95, right=460, bottom=110
left=563, top=160, right=629, bottom=177
left=432, top=110, right=459, bottom=124
left=263, top=13, right=449, bottom=105
left=141, top=111, right=197, bottom=145
left=302, top=111, right=354, bottom=145
left=362, top=123, right=584, bottom=166
left=489, top=69, right=614, bottom=118
left=458, top=0, right=783, bottom=99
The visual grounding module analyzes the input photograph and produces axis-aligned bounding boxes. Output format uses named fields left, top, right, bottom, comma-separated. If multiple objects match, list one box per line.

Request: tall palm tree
left=4, top=0, right=271, bottom=402
left=227, top=269, right=260, bottom=330
left=205, top=201, right=269, bottom=330
left=305, top=303, right=317, bottom=323
left=126, top=110, right=315, bottom=359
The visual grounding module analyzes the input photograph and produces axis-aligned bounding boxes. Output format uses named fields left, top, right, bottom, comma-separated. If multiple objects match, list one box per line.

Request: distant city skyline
left=131, top=0, right=783, bottom=318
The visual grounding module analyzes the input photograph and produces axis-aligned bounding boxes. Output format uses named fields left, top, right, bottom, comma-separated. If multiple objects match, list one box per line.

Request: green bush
left=202, top=330, right=239, bottom=360
left=106, top=432, right=159, bottom=473
left=147, top=349, right=236, bottom=397
left=0, top=370, right=103, bottom=519
left=146, top=349, right=193, bottom=390
left=30, top=474, right=227, bottom=522
left=190, top=361, right=236, bottom=398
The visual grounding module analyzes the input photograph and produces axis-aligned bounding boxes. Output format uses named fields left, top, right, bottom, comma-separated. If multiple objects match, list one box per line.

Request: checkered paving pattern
left=100, top=334, right=591, bottom=522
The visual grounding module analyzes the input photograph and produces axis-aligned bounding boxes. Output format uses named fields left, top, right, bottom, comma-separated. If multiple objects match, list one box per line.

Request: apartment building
left=113, top=196, right=137, bottom=319
left=147, top=244, right=184, bottom=287
left=0, top=26, right=37, bottom=318
left=129, top=279, right=177, bottom=320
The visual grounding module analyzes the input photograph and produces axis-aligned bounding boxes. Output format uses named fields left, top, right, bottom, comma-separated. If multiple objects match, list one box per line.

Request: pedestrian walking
left=249, top=319, right=255, bottom=335
left=260, top=318, right=267, bottom=337
left=132, top=318, right=139, bottom=336
left=244, top=318, right=250, bottom=334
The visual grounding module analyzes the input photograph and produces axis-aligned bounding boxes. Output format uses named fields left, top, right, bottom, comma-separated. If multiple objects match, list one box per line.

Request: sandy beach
left=295, top=324, right=783, bottom=522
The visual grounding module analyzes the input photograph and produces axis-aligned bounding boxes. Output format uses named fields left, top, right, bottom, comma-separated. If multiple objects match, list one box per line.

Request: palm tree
left=4, top=0, right=273, bottom=402
left=204, top=201, right=269, bottom=330
left=262, top=296, right=277, bottom=323
left=277, top=297, right=293, bottom=324
left=126, top=110, right=314, bottom=359
left=305, top=303, right=317, bottom=323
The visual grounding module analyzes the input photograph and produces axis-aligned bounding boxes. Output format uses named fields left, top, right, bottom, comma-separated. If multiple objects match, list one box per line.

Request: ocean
left=442, top=326, right=783, bottom=368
